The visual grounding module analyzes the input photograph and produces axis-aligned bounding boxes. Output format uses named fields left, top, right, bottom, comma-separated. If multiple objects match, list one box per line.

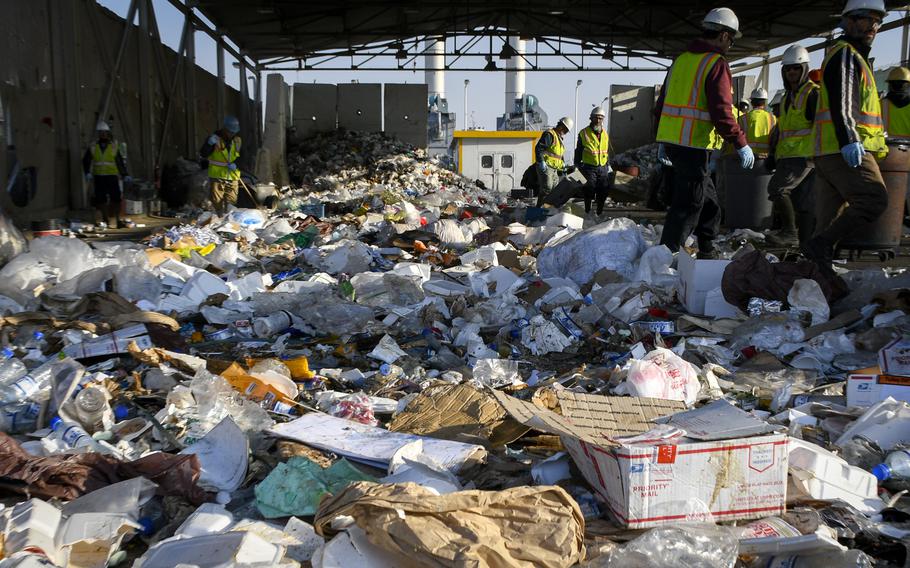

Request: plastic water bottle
left=74, top=386, right=111, bottom=433
left=252, top=311, right=292, bottom=338
left=49, top=417, right=99, bottom=450
left=0, top=348, right=26, bottom=385
left=22, top=332, right=47, bottom=362
left=0, top=402, right=41, bottom=434
left=0, top=361, right=56, bottom=404
left=872, top=449, right=910, bottom=482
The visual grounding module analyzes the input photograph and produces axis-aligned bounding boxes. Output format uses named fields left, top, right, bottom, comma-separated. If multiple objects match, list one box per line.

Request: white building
left=451, top=130, right=543, bottom=193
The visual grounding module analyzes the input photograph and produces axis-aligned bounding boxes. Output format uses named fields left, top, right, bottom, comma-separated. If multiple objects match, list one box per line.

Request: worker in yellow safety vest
left=740, top=88, right=776, bottom=157
left=883, top=66, right=910, bottom=140
left=534, top=116, right=574, bottom=207
left=82, top=121, right=131, bottom=227
left=765, top=44, right=820, bottom=248
left=654, top=7, right=752, bottom=259
left=804, top=0, right=889, bottom=273
left=573, top=106, right=613, bottom=215
left=200, top=116, right=242, bottom=214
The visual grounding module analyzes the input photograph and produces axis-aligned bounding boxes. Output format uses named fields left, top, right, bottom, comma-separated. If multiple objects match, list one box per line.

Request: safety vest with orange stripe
left=739, top=108, right=776, bottom=156
left=656, top=51, right=724, bottom=150
left=579, top=126, right=610, bottom=167
left=883, top=98, right=910, bottom=139
left=813, top=41, right=887, bottom=157
left=208, top=136, right=242, bottom=181
left=540, top=129, right=565, bottom=169
left=776, top=81, right=818, bottom=159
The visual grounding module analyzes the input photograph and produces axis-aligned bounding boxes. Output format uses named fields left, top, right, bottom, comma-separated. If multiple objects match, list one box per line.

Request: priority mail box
left=847, top=370, right=910, bottom=407
left=493, top=391, right=788, bottom=529
left=879, top=338, right=910, bottom=376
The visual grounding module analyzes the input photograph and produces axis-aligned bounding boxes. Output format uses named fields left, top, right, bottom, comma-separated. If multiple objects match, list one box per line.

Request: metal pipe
left=216, top=38, right=225, bottom=124
left=424, top=38, right=445, bottom=101
left=138, top=0, right=155, bottom=179
left=504, top=36, right=525, bottom=116
left=463, top=79, right=470, bottom=129
left=574, top=79, right=582, bottom=153
left=184, top=4, right=196, bottom=152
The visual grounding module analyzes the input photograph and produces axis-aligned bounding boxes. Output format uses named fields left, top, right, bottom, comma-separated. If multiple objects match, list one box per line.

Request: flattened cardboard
left=660, top=399, right=778, bottom=440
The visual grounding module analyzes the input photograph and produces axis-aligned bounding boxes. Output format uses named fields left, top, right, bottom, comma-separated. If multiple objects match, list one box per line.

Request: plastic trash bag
left=329, top=393, right=378, bottom=426
left=624, top=347, right=701, bottom=405
left=472, top=359, right=521, bottom=388
left=634, top=245, right=677, bottom=289
left=0, top=207, right=26, bottom=268
left=587, top=524, right=738, bottom=568
left=227, top=208, right=268, bottom=229
left=537, top=217, right=646, bottom=284
left=788, top=278, right=830, bottom=325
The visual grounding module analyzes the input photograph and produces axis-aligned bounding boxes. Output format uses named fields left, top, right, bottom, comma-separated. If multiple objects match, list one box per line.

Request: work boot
left=801, top=236, right=835, bottom=273
left=584, top=198, right=592, bottom=214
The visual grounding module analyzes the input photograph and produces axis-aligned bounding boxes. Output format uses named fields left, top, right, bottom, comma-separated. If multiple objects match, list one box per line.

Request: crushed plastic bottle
left=872, top=449, right=910, bottom=482
left=0, top=359, right=59, bottom=404
left=0, top=401, right=41, bottom=433
left=49, top=417, right=102, bottom=451
left=22, top=331, right=47, bottom=363
left=252, top=311, right=293, bottom=338
left=0, top=348, right=27, bottom=385
left=765, top=549, right=872, bottom=568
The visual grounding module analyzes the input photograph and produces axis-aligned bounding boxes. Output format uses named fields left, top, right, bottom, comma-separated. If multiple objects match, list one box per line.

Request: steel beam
left=98, top=0, right=138, bottom=125
left=217, top=37, right=225, bottom=125
left=185, top=5, right=197, bottom=153
left=138, top=0, right=155, bottom=179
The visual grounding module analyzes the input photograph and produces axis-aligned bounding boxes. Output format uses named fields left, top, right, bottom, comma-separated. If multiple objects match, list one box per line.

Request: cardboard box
left=847, top=370, right=910, bottom=407
left=492, top=391, right=788, bottom=528
left=677, top=249, right=737, bottom=317
left=878, top=338, right=910, bottom=376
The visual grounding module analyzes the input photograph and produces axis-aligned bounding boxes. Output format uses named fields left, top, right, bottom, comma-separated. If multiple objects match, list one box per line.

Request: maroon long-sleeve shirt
left=654, top=39, right=747, bottom=150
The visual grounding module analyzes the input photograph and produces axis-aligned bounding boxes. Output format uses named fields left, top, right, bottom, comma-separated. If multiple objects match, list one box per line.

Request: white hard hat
left=750, top=88, right=769, bottom=100
left=702, top=7, right=742, bottom=38
left=96, top=121, right=111, bottom=132
left=557, top=116, right=575, bottom=131
left=841, top=0, right=886, bottom=17
left=782, top=45, right=810, bottom=66
left=590, top=106, right=606, bottom=118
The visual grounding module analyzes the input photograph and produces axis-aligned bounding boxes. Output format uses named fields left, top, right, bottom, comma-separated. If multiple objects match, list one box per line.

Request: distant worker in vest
left=765, top=44, right=820, bottom=248
left=200, top=116, right=242, bottom=214
left=654, top=7, right=753, bottom=259
left=741, top=88, right=776, bottom=159
left=82, top=121, right=131, bottom=227
left=804, top=0, right=889, bottom=272
left=535, top=116, right=574, bottom=207
left=573, top=106, right=613, bottom=215
left=883, top=66, right=910, bottom=140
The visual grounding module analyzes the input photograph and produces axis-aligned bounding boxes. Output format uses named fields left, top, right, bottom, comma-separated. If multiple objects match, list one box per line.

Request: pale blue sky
left=98, top=0, right=907, bottom=133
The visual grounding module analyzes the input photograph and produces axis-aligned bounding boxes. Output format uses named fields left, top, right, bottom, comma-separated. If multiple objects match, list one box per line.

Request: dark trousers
left=580, top=165, right=612, bottom=214
left=814, top=153, right=888, bottom=243
left=659, top=144, right=720, bottom=252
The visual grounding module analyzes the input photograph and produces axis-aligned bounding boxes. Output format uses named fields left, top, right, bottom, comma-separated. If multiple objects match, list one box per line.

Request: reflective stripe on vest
left=813, top=41, right=887, bottom=157
left=883, top=98, right=910, bottom=139
left=579, top=126, right=610, bottom=166
left=91, top=142, right=120, bottom=176
left=656, top=51, right=724, bottom=150
left=740, top=108, right=776, bottom=154
left=541, top=129, right=565, bottom=169
left=776, top=81, right=818, bottom=159
left=208, top=136, right=242, bottom=181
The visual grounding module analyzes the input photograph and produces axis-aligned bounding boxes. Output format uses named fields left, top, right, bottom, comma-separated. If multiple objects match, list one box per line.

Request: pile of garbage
left=2, top=141, right=910, bottom=567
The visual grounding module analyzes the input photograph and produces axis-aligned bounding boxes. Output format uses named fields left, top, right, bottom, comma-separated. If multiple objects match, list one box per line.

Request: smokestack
left=424, top=38, right=445, bottom=103
left=504, top=36, right=526, bottom=116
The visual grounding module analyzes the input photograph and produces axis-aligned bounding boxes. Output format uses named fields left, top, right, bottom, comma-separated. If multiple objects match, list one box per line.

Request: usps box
left=847, top=372, right=910, bottom=407
left=879, top=338, right=910, bottom=376
left=677, top=249, right=737, bottom=317
left=493, top=392, right=788, bottom=528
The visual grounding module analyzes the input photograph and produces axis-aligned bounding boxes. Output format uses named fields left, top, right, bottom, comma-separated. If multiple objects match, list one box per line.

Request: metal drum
left=723, top=156, right=773, bottom=230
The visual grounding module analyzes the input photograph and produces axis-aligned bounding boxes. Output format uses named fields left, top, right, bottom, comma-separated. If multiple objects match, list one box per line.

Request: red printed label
left=656, top=445, right=677, bottom=464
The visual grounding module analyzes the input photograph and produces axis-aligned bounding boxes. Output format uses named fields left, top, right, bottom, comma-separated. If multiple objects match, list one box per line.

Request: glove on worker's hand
left=738, top=145, right=755, bottom=170
left=841, top=142, right=865, bottom=168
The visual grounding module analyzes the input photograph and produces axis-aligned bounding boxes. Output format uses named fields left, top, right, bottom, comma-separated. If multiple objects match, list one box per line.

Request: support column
left=138, top=0, right=156, bottom=179
left=759, top=53, right=770, bottom=90
left=255, top=70, right=263, bottom=148
left=238, top=54, right=249, bottom=170
left=903, top=9, right=910, bottom=67
left=58, top=0, right=85, bottom=210
left=184, top=12, right=197, bottom=153
left=216, top=37, right=226, bottom=125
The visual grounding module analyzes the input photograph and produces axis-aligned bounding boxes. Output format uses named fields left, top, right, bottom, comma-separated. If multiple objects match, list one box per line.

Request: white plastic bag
left=625, top=347, right=701, bottom=405
left=788, top=278, right=830, bottom=325
left=537, top=217, right=646, bottom=284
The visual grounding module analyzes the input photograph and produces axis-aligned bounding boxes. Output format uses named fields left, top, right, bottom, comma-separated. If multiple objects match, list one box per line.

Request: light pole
left=463, top=79, right=470, bottom=129
left=574, top=79, right=583, bottom=156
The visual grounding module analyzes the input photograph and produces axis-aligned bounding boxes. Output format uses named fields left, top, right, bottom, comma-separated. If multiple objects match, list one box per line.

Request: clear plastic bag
left=329, top=392, right=377, bottom=426
left=586, top=524, right=738, bottom=568
left=0, top=206, right=27, bottom=268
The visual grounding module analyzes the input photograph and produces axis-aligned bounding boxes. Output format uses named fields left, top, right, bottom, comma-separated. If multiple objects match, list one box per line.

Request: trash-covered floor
left=0, top=132, right=909, bottom=567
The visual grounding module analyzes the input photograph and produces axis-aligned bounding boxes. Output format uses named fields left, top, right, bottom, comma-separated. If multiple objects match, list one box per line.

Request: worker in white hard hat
left=200, top=115, right=242, bottom=214
left=883, top=67, right=910, bottom=140
left=573, top=106, right=613, bottom=215
left=82, top=120, right=131, bottom=227
left=739, top=88, right=776, bottom=158
left=765, top=44, right=820, bottom=248
left=804, top=0, right=888, bottom=273
left=534, top=116, right=573, bottom=207
left=654, top=7, right=752, bottom=259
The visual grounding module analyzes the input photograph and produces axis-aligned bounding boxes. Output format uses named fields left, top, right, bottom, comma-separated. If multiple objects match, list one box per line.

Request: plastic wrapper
left=731, top=313, right=805, bottom=351
left=788, top=278, right=830, bottom=325
left=328, top=393, right=378, bottom=426
left=587, top=524, right=738, bottom=568
left=472, top=359, right=521, bottom=388
left=748, top=297, right=783, bottom=317
left=0, top=207, right=27, bottom=268
left=624, top=347, right=701, bottom=405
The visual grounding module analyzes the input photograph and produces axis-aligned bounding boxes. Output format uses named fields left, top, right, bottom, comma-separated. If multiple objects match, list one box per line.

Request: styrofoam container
left=788, top=438, right=882, bottom=514
left=135, top=532, right=283, bottom=568
left=6, top=499, right=62, bottom=561
left=174, top=503, right=234, bottom=538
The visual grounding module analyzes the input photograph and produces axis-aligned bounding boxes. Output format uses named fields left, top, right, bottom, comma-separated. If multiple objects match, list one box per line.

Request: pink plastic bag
left=329, top=393, right=378, bottom=426
left=626, top=347, right=700, bottom=406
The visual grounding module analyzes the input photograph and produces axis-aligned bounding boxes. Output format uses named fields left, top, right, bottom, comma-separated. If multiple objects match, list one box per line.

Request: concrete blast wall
left=0, top=0, right=256, bottom=225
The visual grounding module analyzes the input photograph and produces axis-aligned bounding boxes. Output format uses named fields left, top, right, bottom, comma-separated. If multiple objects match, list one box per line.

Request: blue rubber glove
left=123, top=175, right=133, bottom=184
left=537, top=161, right=547, bottom=173
left=207, top=134, right=219, bottom=146
left=228, top=163, right=238, bottom=172
left=606, top=164, right=614, bottom=174
left=841, top=142, right=865, bottom=168
left=657, top=144, right=672, bottom=166
left=84, top=173, right=93, bottom=182
left=737, top=145, right=755, bottom=170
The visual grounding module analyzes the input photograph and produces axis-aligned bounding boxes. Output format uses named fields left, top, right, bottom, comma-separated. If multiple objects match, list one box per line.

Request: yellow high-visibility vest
left=208, top=136, right=242, bottom=181
left=656, top=51, right=724, bottom=150
left=579, top=126, right=610, bottom=166
left=90, top=142, right=121, bottom=176
left=883, top=98, right=910, bottom=139
left=814, top=41, right=887, bottom=157
left=776, top=81, right=818, bottom=159
left=540, top=129, right=565, bottom=169
left=740, top=108, right=776, bottom=156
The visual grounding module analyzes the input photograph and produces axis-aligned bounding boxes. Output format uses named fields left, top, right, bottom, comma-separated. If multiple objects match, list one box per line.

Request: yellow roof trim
left=452, top=130, right=542, bottom=139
